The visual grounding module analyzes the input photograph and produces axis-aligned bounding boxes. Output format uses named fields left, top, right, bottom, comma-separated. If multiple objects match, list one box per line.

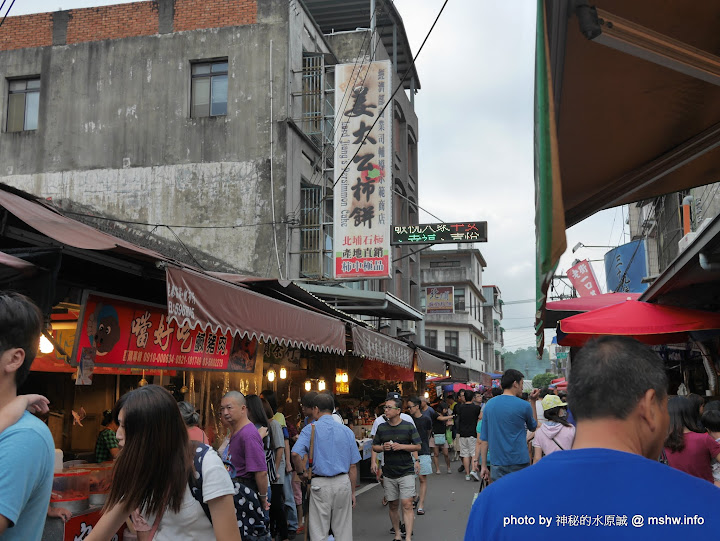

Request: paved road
left=351, top=460, right=479, bottom=540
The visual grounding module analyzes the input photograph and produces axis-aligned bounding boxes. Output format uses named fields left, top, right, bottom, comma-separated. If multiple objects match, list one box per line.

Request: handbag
left=434, top=432, right=447, bottom=445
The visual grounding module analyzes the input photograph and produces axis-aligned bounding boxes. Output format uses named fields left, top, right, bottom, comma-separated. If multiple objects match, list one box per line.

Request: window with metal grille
left=302, top=53, right=324, bottom=141
left=445, top=331, right=459, bottom=355
left=7, top=78, right=40, bottom=132
left=191, top=60, right=228, bottom=118
left=455, top=288, right=466, bottom=311
left=300, top=184, right=322, bottom=277
left=425, top=330, right=437, bottom=349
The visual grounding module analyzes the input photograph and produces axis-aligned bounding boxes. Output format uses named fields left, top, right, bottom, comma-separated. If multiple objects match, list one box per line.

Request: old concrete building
left=481, top=284, right=504, bottom=373
left=420, top=248, right=487, bottom=373
left=0, top=0, right=422, bottom=334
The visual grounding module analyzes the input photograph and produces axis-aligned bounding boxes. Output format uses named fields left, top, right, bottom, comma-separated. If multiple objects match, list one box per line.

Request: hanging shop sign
left=425, top=286, right=454, bottom=314
left=604, top=240, right=649, bottom=294
left=391, top=222, right=488, bottom=245
left=334, top=60, right=393, bottom=279
left=74, top=293, right=259, bottom=371
left=567, top=259, right=602, bottom=297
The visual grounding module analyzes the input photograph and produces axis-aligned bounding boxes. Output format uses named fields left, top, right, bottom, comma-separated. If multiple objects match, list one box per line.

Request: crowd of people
left=4, top=292, right=720, bottom=541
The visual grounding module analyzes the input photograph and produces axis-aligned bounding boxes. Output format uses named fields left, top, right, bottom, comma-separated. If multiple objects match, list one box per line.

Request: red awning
left=166, top=266, right=346, bottom=354
left=351, top=326, right=413, bottom=368
left=558, top=300, right=720, bottom=346
left=547, top=293, right=641, bottom=312
left=357, top=358, right=414, bottom=382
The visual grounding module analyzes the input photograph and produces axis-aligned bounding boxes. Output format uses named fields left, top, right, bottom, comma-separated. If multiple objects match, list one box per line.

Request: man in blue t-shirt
left=0, top=293, right=54, bottom=541
left=465, top=336, right=720, bottom=540
left=478, top=369, right=538, bottom=483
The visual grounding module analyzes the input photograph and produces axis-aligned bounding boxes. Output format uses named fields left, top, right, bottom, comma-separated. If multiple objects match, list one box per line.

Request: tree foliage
left=532, top=372, right=559, bottom=389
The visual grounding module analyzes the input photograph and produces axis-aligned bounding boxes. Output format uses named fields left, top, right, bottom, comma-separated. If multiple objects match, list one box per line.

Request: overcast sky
left=12, top=0, right=626, bottom=352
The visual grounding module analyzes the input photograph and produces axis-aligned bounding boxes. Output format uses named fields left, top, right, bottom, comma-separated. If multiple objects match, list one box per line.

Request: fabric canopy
left=0, top=250, right=38, bottom=281
left=545, top=293, right=642, bottom=327
left=351, top=326, right=413, bottom=368
left=557, top=300, right=720, bottom=346
left=166, top=266, right=346, bottom=354
left=448, top=363, right=469, bottom=382
left=416, top=349, right=446, bottom=376
left=0, top=188, right=164, bottom=260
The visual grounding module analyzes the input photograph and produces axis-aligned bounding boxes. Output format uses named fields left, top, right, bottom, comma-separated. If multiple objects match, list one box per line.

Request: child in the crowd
left=701, top=407, right=720, bottom=488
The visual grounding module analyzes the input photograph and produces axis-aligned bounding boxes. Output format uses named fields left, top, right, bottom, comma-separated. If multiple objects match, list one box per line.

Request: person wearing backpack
left=85, top=385, right=241, bottom=541
left=532, top=394, right=576, bottom=462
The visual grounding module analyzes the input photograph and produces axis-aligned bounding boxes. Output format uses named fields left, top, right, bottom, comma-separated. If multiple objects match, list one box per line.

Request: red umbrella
left=557, top=300, right=720, bottom=346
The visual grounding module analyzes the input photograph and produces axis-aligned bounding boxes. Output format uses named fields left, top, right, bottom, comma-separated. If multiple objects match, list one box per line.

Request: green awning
left=534, top=0, right=567, bottom=357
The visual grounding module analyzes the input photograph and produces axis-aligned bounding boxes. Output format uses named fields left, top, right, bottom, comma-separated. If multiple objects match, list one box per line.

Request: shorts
left=490, top=463, right=529, bottom=482
left=432, top=433, right=448, bottom=448
left=384, top=474, right=416, bottom=502
left=418, top=455, right=432, bottom=476
left=459, top=436, right=477, bottom=458
left=292, top=477, right=302, bottom=506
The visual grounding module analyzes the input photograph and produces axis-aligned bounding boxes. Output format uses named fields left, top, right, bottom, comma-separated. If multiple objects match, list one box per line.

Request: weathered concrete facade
left=0, top=0, right=421, bottom=330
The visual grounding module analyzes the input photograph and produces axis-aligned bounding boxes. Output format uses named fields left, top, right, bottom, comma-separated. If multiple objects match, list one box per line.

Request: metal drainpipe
left=699, top=252, right=720, bottom=271
left=695, top=341, right=718, bottom=395
left=682, top=195, right=693, bottom=236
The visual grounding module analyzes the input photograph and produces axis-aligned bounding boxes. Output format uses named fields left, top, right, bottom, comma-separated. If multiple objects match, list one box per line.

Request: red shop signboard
left=74, top=293, right=259, bottom=372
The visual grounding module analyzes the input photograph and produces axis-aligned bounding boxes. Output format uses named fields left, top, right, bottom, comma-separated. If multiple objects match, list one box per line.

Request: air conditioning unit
left=399, top=320, right=416, bottom=335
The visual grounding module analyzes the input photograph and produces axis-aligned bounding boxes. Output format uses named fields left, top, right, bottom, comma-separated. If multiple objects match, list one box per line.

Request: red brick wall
left=0, top=0, right=258, bottom=51
left=0, top=13, right=53, bottom=51
left=174, top=0, right=257, bottom=32
left=65, top=3, right=160, bottom=45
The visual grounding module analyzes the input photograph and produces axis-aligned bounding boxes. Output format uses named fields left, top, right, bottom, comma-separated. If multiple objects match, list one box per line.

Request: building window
left=429, top=260, right=461, bottom=268
left=445, top=331, right=459, bottom=355
left=191, top=60, right=228, bottom=118
left=455, top=288, right=466, bottom=311
left=7, top=78, right=40, bottom=132
left=470, top=336, right=474, bottom=358
left=425, top=330, right=437, bottom=349
left=300, top=183, right=321, bottom=277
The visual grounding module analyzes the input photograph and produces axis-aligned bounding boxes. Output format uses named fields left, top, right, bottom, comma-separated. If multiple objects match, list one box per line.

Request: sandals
left=417, top=508, right=425, bottom=515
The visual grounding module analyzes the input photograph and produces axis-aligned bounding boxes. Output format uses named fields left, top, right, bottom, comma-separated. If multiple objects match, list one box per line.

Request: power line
left=0, top=0, right=16, bottom=29
left=61, top=209, right=289, bottom=229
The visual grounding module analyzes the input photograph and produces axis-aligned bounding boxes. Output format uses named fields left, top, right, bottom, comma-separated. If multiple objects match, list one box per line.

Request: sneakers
left=465, top=475, right=471, bottom=481
left=470, top=470, right=480, bottom=482
left=447, top=468, right=452, bottom=474
left=458, top=465, right=465, bottom=473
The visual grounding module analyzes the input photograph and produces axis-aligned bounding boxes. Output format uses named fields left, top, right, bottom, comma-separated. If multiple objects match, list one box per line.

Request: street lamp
left=572, top=242, right=615, bottom=253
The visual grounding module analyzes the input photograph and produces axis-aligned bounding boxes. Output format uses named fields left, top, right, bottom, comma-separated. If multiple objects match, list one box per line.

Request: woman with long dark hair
left=86, top=385, right=241, bottom=541
left=532, top=395, right=575, bottom=462
left=664, top=396, right=720, bottom=483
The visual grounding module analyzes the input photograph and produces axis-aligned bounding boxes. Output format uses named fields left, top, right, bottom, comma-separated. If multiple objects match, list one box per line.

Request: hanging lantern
left=39, top=334, right=54, bottom=354
left=305, top=380, right=312, bottom=392
left=279, top=367, right=287, bottom=380
left=267, top=369, right=276, bottom=382
left=341, top=372, right=349, bottom=383
left=318, top=379, right=326, bottom=391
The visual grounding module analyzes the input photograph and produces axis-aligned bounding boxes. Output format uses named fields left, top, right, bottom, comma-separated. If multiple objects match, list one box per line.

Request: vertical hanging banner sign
left=334, top=60, right=393, bottom=279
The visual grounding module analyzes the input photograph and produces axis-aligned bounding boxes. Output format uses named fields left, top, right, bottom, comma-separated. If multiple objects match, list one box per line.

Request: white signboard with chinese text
left=334, top=60, right=392, bottom=279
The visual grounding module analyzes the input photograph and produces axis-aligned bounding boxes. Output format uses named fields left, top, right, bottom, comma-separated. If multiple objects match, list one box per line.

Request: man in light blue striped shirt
left=292, top=393, right=361, bottom=541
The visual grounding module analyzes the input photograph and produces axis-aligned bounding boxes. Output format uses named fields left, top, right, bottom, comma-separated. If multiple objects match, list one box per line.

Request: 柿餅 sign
left=334, top=60, right=393, bottom=279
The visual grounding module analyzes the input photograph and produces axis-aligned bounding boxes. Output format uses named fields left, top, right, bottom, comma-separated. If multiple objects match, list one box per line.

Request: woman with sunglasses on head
left=86, top=385, right=241, bottom=541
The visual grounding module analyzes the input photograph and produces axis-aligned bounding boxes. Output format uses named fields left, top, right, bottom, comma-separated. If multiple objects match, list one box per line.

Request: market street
left=351, top=464, right=478, bottom=540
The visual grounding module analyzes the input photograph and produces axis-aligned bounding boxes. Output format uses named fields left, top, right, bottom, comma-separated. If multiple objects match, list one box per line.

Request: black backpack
left=188, top=442, right=271, bottom=541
